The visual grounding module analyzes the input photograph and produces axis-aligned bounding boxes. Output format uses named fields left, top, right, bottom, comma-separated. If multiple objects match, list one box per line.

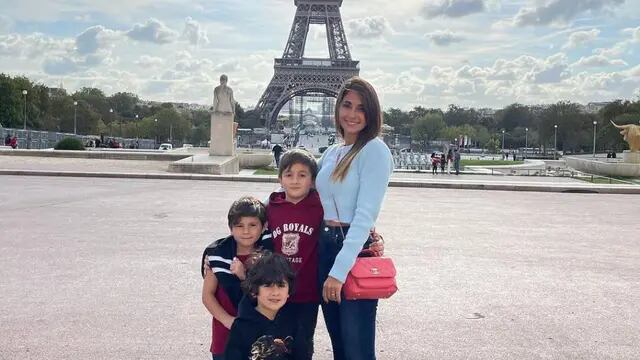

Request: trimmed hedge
left=54, top=137, right=85, bottom=150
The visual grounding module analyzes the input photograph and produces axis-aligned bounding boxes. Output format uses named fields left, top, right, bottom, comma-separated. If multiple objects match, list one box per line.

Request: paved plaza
left=1, top=176, right=639, bottom=359
left=0, top=155, right=587, bottom=184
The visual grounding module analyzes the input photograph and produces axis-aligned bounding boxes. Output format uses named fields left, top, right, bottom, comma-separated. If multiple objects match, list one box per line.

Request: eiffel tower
left=255, top=0, right=359, bottom=133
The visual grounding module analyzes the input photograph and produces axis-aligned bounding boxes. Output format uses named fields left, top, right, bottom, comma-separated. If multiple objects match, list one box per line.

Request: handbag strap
left=331, top=197, right=347, bottom=240
left=331, top=148, right=377, bottom=256
left=332, top=147, right=348, bottom=241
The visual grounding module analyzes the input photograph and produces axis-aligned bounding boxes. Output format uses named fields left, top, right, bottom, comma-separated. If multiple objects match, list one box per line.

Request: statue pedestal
left=168, top=154, right=239, bottom=175
left=210, top=112, right=235, bottom=156
left=622, top=150, right=640, bottom=164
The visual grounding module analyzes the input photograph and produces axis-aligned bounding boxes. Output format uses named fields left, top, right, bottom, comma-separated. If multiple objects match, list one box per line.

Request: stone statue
left=611, top=120, right=640, bottom=152
left=212, top=74, right=235, bottom=115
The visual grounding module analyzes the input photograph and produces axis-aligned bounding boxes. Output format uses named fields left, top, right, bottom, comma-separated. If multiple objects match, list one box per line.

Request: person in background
left=272, top=143, right=284, bottom=168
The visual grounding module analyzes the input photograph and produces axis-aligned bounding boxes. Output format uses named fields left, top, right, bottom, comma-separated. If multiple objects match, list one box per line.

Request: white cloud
left=573, top=54, right=627, bottom=67
left=74, top=14, right=92, bottom=22
left=42, top=51, right=115, bottom=75
left=346, top=16, right=392, bottom=39
left=0, top=33, right=72, bottom=58
left=426, top=30, right=464, bottom=46
left=75, top=25, right=120, bottom=55
left=629, top=65, right=640, bottom=77
left=135, top=55, right=164, bottom=67
left=623, top=26, right=640, bottom=42
left=562, top=28, right=600, bottom=49
left=43, top=56, right=81, bottom=75
left=594, top=26, right=640, bottom=58
left=422, top=0, right=485, bottom=18
left=214, top=61, right=242, bottom=73
left=1, top=0, right=638, bottom=109
left=127, top=18, right=178, bottom=44
left=0, top=34, right=21, bottom=56
left=524, top=53, right=570, bottom=84
left=0, top=15, right=12, bottom=34
left=513, top=0, right=625, bottom=27
left=182, top=17, right=209, bottom=46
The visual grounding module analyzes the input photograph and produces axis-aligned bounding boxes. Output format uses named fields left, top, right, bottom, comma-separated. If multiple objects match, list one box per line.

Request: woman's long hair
left=331, top=77, right=382, bottom=182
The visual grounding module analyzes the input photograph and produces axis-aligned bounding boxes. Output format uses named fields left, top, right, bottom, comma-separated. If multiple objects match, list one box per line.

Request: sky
left=0, top=0, right=639, bottom=110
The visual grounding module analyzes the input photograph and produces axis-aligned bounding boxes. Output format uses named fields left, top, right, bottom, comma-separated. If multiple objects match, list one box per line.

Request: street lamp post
left=554, top=124, right=558, bottom=160
left=154, top=118, right=158, bottom=148
left=73, top=101, right=78, bottom=135
left=525, top=127, right=529, bottom=159
left=501, top=130, right=505, bottom=154
left=592, top=120, right=597, bottom=157
left=135, top=114, right=139, bottom=140
left=109, top=108, right=114, bottom=137
left=22, top=90, right=28, bottom=130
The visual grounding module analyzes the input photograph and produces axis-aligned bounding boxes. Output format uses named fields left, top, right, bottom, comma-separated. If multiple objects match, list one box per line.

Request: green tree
left=237, top=109, right=263, bottom=129
left=474, top=125, right=491, bottom=148
left=383, top=108, right=411, bottom=136
left=486, top=137, right=500, bottom=154
left=411, top=112, right=445, bottom=150
left=108, top=92, right=139, bottom=118
left=0, top=74, right=28, bottom=128
left=443, top=104, right=479, bottom=127
left=73, top=87, right=108, bottom=120
left=151, top=108, right=190, bottom=143
left=495, top=103, right=534, bottom=132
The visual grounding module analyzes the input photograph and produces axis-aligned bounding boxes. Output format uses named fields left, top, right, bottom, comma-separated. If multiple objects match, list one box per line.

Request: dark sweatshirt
left=224, top=302, right=300, bottom=360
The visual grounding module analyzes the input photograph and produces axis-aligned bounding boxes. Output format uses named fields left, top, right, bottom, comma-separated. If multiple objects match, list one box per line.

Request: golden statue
left=610, top=120, right=640, bottom=152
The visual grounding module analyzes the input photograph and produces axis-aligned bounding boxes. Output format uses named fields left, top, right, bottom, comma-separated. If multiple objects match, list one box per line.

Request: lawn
left=253, top=167, right=277, bottom=175
left=461, top=160, right=524, bottom=166
left=575, top=176, right=637, bottom=185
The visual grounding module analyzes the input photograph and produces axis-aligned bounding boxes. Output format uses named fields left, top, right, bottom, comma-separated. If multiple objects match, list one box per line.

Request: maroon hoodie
left=267, top=189, right=323, bottom=303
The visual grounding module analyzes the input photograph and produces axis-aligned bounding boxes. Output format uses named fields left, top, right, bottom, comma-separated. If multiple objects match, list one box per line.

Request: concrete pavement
left=1, top=155, right=639, bottom=194
left=0, top=176, right=639, bottom=359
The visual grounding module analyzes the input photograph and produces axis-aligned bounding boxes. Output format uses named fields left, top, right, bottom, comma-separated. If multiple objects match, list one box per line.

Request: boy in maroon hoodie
left=267, top=149, right=323, bottom=360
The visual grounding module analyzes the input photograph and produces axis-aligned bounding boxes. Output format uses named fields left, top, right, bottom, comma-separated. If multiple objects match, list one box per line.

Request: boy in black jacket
left=224, top=252, right=301, bottom=360
left=201, top=196, right=271, bottom=359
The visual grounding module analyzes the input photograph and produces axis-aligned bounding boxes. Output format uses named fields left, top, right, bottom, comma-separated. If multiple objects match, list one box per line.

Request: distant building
left=47, top=87, right=67, bottom=98
left=140, top=100, right=210, bottom=112
left=584, top=102, right=611, bottom=114
left=477, top=108, right=497, bottom=118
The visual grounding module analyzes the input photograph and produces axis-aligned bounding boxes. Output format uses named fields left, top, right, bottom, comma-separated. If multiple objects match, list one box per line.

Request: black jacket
left=224, top=301, right=300, bottom=360
left=200, top=232, right=272, bottom=306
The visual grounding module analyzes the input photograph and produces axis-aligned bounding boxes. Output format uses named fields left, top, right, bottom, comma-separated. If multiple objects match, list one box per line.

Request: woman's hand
left=369, top=232, right=385, bottom=257
left=369, top=233, right=384, bottom=256
left=322, top=276, right=344, bottom=304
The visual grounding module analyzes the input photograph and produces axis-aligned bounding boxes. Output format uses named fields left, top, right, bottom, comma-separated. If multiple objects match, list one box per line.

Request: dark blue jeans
left=289, top=302, right=319, bottom=360
left=319, top=223, right=378, bottom=360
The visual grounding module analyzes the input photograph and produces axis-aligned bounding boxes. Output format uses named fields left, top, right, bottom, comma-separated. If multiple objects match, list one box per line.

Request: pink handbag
left=332, top=198, right=398, bottom=300
left=343, top=256, right=398, bottom=300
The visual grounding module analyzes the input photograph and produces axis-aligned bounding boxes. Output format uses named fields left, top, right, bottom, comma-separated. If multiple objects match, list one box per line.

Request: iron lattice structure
left=255, top=0, right=359, bottom=132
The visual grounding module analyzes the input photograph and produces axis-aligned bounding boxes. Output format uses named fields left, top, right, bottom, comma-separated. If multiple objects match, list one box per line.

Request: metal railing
left=1, top=128, right=156, bottom=150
